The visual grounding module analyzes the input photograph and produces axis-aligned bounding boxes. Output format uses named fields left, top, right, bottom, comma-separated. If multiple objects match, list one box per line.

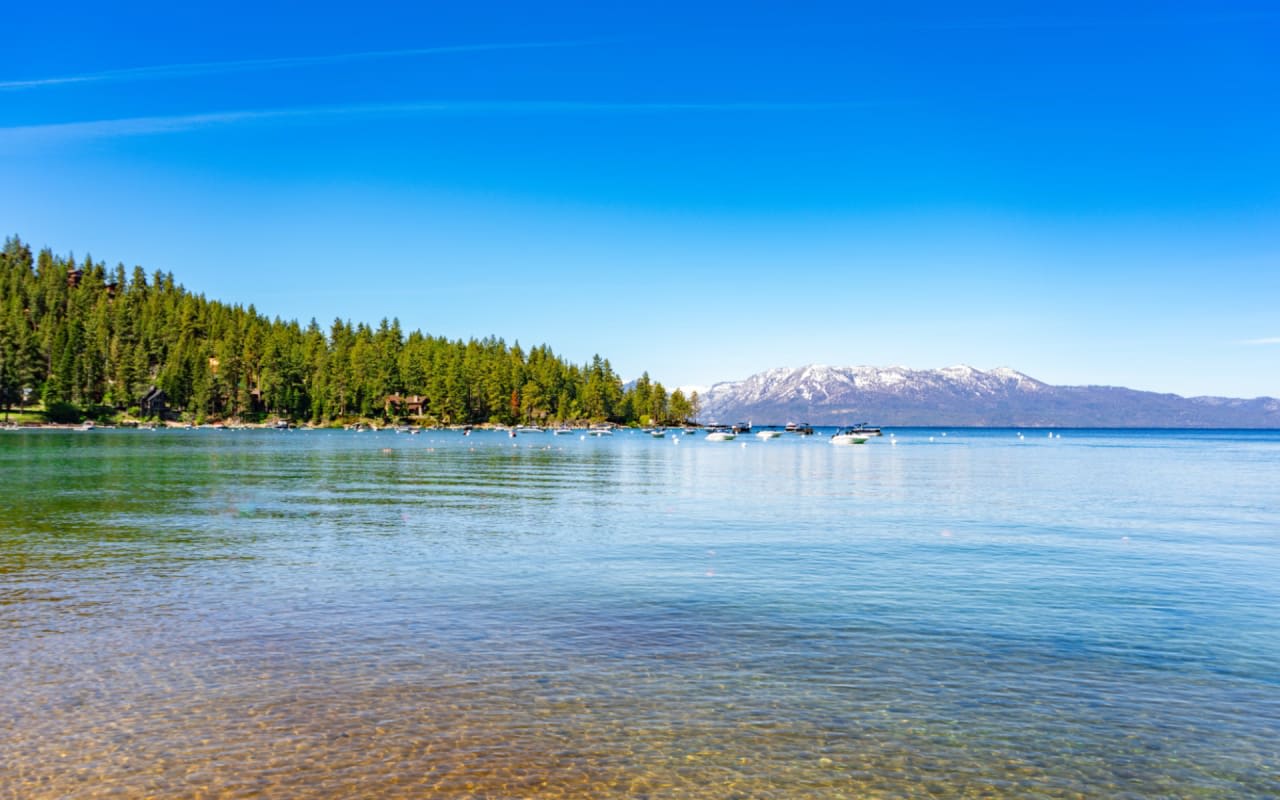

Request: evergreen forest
left=0, top=236, right=699, bottom=425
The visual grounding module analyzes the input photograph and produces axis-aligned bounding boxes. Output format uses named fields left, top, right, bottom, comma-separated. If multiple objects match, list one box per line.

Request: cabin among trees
left=385, top=393, right=427, bottom=417
left=0, top=235, right=695, bottom=425
left=139, top=386, right=168, bottom=418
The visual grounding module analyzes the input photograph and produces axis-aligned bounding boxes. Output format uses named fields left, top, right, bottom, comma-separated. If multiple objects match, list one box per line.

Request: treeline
left=0, top=236, right=700, bottom=425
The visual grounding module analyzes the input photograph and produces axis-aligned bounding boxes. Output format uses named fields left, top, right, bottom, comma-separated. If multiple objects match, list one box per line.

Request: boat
left=785, top=422, right=814, bottom=436
left=515, top=425, right=544, bottom=434
left=705, top=426, right=736, bottom=442
left=552, top=426, right=574, bottom=435
left=756, top=430, right=782, bottom=440
left=849, top=422, right=883, bottom=437
left=649, top=428, right=666, bottom=438
left=830, top=427, right=870, bottom=445
left=75, top=420, right=96, bottom=431
left=731, top=421, right=752, bottom=434
left=588, top=427, right=614, bottom=437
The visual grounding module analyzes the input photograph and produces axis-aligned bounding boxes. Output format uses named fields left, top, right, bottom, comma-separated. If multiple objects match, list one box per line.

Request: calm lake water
left=3, top=427, right=1278, bottom=798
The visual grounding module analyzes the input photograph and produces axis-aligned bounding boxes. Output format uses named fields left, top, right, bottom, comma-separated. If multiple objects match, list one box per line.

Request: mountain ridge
left=698, top=364, right=1280, bottom=428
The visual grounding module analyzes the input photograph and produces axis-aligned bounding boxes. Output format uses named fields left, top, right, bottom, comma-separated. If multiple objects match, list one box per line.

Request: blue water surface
left=2, top=427, right=1277, bottom=797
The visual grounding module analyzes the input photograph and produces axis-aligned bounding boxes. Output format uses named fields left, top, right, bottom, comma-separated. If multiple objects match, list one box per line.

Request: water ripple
left=2, top=428, right=1278, bottom=797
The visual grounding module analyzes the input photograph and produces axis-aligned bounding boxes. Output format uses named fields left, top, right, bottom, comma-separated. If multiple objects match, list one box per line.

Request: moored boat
left=705, top=425, right=736, bottom=441
left=830, top=427, right=870, bottom=445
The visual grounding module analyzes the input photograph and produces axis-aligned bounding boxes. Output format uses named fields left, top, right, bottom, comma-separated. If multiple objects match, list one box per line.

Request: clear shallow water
left=2, top=427, right=1278, bottom=798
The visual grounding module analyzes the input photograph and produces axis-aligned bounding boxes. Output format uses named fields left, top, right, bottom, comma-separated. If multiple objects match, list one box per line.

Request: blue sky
left=2, top=1, right=1277, bottom=397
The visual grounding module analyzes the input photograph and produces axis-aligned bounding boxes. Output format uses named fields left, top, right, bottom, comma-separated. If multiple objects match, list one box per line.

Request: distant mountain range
left=697, top=365, right=1280, bottom=428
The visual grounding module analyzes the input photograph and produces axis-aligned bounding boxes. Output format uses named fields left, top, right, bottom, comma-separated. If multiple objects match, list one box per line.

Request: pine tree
left=0, top=236, right=667, bottom=425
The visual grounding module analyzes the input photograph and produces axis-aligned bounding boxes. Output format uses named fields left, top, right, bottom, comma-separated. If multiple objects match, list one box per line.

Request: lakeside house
left=140, top=386, right=168, bottom=418
left=385, top=393, right=427, bottom=417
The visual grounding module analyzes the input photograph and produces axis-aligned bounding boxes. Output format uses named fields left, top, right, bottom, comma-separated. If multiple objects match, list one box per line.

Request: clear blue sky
left=2, top=1, right=1277, bottom=397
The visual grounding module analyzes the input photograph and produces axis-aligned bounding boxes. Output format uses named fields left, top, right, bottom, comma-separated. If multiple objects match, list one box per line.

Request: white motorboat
left=705, top=429, right=736, bottom=442
left=552, top=427, right=574, bottom=435
left=756, top=430, right=782, bottom=440
left=830, top=427, right=870, bottom=445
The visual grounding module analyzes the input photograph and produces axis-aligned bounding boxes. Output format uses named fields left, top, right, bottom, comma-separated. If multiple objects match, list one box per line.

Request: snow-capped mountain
left=697, top=365, right=1280, bottom=427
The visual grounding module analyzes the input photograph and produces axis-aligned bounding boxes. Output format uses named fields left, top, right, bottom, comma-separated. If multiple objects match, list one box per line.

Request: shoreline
left=6, top=421, right=1279, bottom=432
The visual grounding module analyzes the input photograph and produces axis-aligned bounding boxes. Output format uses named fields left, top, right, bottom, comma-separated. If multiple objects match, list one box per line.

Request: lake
left=2, top=427, right=1278, bottom=797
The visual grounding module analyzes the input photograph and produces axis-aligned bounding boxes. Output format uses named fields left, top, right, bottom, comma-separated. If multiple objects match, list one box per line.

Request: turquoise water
left=2, top=427, right=1278, bottom=797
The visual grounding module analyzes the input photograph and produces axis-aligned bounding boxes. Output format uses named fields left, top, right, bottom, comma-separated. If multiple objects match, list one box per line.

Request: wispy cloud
left=0, top=41, right=586, bottom=91
left=0, top=109, right=311, bottom=144
left=0, top=100, right=858, bottom=146
left=1240, top=337, right=1280, bottom=346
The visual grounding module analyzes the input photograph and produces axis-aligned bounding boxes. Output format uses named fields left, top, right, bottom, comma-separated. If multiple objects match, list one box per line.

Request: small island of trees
left=0, top=235, right=700, bottom=426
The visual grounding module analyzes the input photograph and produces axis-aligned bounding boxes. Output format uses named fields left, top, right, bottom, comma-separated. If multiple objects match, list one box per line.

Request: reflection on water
left=3, top=428, right=1279, bottom=797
